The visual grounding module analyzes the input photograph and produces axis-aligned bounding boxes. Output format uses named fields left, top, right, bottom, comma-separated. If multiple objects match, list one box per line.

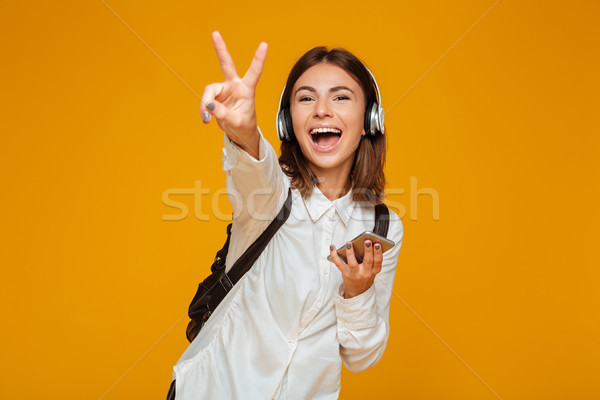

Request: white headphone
left=276, top=66, right=385, bottom=142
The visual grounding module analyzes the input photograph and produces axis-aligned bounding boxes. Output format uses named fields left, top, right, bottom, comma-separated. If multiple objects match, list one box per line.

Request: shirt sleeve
left=221, top=127, right=289, bottom=272
left=334, top=211, right=404, bottom=373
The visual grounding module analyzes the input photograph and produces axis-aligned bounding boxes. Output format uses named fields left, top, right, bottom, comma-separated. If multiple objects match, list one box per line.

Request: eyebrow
left=294, top=86, right=355, bottom=96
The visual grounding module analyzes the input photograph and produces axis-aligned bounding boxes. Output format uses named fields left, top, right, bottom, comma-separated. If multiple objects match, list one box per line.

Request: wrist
left=230, top=126, right=261, bottom=159
left=342, top=275, right=376, bottom=299
left=343, top=284, right=371, bottom=299
left=344, top=289, right=363, bottom=299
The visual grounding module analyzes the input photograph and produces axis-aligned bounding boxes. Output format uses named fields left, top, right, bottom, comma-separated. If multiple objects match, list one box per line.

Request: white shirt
left=172, top=129, right=404, bottom=399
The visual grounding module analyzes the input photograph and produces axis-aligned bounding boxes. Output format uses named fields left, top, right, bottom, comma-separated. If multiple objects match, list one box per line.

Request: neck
left=312, top=165, right=353, bottom=202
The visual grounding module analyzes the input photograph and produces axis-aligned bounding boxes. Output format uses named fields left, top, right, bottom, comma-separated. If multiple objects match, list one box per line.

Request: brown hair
left=278, top=47, right=387, bottom=204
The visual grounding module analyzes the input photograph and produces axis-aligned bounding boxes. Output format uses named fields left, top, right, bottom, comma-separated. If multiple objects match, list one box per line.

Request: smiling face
left=289, top=63, right=367, bottom=177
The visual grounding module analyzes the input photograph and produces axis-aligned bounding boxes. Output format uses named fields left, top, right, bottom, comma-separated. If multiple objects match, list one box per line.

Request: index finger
left=329, top=245, right=347, bottom=270
left=212, top=31, right=239, bottom=81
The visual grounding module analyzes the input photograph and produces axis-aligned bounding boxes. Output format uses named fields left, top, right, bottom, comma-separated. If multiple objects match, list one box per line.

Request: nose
left=314, top=98, right=333, bottom=118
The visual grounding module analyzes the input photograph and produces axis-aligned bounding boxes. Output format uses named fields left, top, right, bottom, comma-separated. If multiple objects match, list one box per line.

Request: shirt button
left=288, top=339, right=296, bottom=345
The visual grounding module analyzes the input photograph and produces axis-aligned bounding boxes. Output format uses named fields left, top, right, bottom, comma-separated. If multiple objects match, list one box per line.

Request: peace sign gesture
left=201, top=31, right=268, bottom=159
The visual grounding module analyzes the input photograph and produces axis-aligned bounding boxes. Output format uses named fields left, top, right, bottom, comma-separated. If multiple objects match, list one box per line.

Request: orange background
left=1, top=1, right=599, bottom=399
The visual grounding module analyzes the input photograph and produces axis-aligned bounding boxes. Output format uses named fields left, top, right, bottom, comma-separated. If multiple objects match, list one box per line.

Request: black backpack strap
left=176, top=187, right=290, bottom=400
left=227, top=187, right=293, bottom=284
left=202, top=187, right=293, bottom=315
left=373, top=203, right=390, bottom=237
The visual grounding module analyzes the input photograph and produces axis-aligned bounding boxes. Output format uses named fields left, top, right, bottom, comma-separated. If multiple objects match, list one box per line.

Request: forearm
left=223, top=127, right=287, bottom=224
left=222, top=127, right=288, bottom=270
left=336, top=214, right=404, bottom=372
left=335, top=284, right=389, bottom=372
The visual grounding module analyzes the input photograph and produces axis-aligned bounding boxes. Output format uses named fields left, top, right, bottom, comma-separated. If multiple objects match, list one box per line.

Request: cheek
left=340, top=108, right=365, bottom=135
left=290, top=107, right=308, bottom=132
left=289, top=109, right=311, bottom=147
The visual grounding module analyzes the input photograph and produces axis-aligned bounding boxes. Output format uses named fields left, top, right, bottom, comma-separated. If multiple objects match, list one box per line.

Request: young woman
left=170, top=31, right=404, bottom=399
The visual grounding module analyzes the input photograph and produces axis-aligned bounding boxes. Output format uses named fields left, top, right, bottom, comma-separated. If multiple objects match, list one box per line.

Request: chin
left=306, top=151, right=354, bottom=172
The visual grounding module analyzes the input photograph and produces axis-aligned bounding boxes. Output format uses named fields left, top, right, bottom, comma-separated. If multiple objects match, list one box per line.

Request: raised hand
left=201, top=31, right=268, bottom=159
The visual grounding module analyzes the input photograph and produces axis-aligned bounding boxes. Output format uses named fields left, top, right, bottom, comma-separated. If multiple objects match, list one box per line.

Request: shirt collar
left=302, top=185, right=356, bottom=226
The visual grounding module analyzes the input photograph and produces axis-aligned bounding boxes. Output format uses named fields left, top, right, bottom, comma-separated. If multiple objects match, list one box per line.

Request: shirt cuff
left=334, top=284, right=379, bottom=330
left=221, top=127, right=268, bottom=172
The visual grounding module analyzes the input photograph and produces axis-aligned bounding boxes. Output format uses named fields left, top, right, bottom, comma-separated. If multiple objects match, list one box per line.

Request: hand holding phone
left=327, top=231, right=395, bottom=264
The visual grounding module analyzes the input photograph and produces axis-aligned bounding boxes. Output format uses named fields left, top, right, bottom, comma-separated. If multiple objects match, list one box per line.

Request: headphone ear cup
left=364, top=102, right=376, bottom=136
left=282, top=107, right=295, bottom=141
left=364, top=102, right=385, bottom=136
left=277, top=108, right=294, bottom=141
left=277, top=109, right=286, bottom=141
left=378, top=106, right=385, bottom=135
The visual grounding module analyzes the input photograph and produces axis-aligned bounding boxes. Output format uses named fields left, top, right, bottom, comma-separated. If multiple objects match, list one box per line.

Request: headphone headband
left=364, top=65, right=383, bottom=112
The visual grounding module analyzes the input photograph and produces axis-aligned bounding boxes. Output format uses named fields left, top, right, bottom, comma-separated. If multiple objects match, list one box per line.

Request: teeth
left=310, top=127, right=342, bottom=135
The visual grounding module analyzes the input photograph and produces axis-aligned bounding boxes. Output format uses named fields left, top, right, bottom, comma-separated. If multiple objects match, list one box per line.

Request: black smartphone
left=327, top=231, right=395, bottom=264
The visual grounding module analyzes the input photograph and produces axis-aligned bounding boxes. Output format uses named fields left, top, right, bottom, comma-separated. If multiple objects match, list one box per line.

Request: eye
left=299, top=96, right=313, bottom=102
left=335, top=95, right=350, bottom=101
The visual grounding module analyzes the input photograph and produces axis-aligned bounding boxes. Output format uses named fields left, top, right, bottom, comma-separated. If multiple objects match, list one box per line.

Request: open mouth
left=309, top=127, right=342, bottom=150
